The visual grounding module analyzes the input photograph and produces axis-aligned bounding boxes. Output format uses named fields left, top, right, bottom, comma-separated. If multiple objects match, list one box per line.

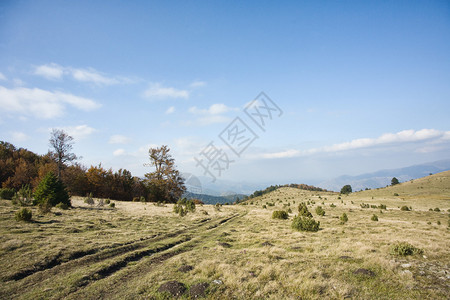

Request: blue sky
left=1, top=1, right=450, bottom=187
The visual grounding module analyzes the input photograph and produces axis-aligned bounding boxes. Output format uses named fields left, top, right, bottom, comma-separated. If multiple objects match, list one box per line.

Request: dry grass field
left=1, top=172, right=449, bottom=299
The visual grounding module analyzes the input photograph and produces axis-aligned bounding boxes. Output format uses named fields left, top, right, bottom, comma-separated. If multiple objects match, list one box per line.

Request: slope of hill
left=319, top=159, right=450, bottom=191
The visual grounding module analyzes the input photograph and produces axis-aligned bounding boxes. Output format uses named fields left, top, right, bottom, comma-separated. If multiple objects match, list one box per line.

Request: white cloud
left=189, top=103, right=237, bottom=115
left=70, top=68, right=119, bottom=85
left=33, top=63, right=133, bottom=86
left=0, top=86, right=101, bottom=119
left=10, top=131, right=28, bottom=142
left=109, top=135, right=131, bottom=144
left=165, top=106, right=175, bottom=114
left=113, top=148, right=126, bottom=156
left=186, top=103, right=237, bottom=125
left=143, top=83, right=189, bottom=100
left=0, top=72, right=7, bottom=81
left=34, top=63, right=64, bottom=80
left=56, top=125, right=96, bottom=140
left=259, top=129, right=450, bottom=159
left=190, top=80, right=206, bottom=88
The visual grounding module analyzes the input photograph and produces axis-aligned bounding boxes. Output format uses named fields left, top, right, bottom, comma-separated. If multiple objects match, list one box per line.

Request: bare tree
left=145, top=145, right=185, bottom=203
left=49, top=129, right=77, bottom=179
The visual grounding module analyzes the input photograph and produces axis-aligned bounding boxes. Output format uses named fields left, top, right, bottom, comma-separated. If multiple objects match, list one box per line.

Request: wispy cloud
left=113, top=148, right=126, bottom=156
left=189, top=80, right=206, bottom=88
left=57, top=125, right=96, bottom=140
left=109, top=134, right=131, bottom=144
left=10, top=131, right=29, bottom=142
left=165, top=106, right=175, bottom=114
left=33, top=63, right=134, bottom=86
left=143, top=83, right=189, bottom=100
left=259, top=129, right=450, bottom=159
left=34, top=63, right=64, bottom=80
left=0, top=72, right=7, bottom=81
left=186, top=103, right=237, bottom=125
left=0, top=86, right=101, bottom=119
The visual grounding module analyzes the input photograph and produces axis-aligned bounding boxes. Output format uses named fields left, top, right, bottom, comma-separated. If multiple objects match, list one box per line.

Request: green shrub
left=15, top=207, right=32, bottom=222
left=378, top=204, right=387, bottom=210
left=390, top=242, right=423, bottom=256
left=132, top=197, right=140, bottom=202
left=14, top=185, right=33, bottom=206
left=34, top=172, right=70, bottom=207
left=38, top=200, right=52, bottom=214
left=437, top=220, right=441, bottom=225
left=291, top=216, right=320, bottom=232
left=371, top=214, right=378, bottom=221
left=262, top=205, right=267, bottom=209
left=56, top=202, right=69, bottom=210
left=272, top=210, right=289, bottom=220
left=287, top=207, right=292, bottom=213
left=109, top=202, right=115, bottom=208
left=434, top=207, right=440, bottom=212
left=340, top=213, right=348, bottom=224
left=85, top=193, right=94, bottom=206
left=360, top=203, right=369, bottom=208
left=298, top=202, right=313, bottom=217
left=174, top=198, right=196, bottom=216
left=393, top=193, right=399, bottom=196
left=315, top=206, right=325, bottom=216
left=330, top=203, right=336, bottom=208
left=400, top=206, right=410, bottom=211
left=105, top=199, right=111, bottom=204
left=0, top=188, right=15, bottom=200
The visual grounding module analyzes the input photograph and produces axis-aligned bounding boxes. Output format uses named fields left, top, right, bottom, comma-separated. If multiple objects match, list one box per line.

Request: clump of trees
left=1, top=132, right=186, bottom=204
left=391, top=177, right=399, bottom=186
left=340, top=185, right=352, bottom=195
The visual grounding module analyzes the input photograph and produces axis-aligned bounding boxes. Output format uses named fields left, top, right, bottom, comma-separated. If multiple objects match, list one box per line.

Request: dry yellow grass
left=0, top=171, right=449, bottom=299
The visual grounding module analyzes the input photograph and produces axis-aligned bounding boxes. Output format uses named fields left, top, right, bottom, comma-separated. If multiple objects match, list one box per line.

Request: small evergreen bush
left=340, top=213, right=348, bottom=224
left=0, top=188, right=15, bottom=200
left=378, top=204, right=387, bottom=210
left=400, top=206, right=410, bottom=211
left=371, top=214, right=378, bottom=221
left=15, top=207, right=32, bottom=222
left=109, top=202, right=115, bottom=208
left=105, top=199, right=111, bottom=204
left=298, top=202, right=312, bottom=217
left=291, top=216, right=320, bottom=232
left=85, top=193, right=94, bottom=206
left=330, top=203, right=336, bottom=208
left=390, top=242, right=423, bottom=256
left=272, top=210, right=289, bottom=219
left=315, top=206, right=325, bottom=216
left=56, top=202, right=69, bottom=210
left=434, top=207, right=440, bottom=212
left=34, top=172, right=70, bottom=207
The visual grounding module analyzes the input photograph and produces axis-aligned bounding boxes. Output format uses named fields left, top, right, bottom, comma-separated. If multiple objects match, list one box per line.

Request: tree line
left=0, top=130, right=185, bottom=203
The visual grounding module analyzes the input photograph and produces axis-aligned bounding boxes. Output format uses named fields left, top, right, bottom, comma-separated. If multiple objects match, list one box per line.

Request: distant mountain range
left=183, top=191, right=246, bottom=205
left=318, top=159, right=450, bottom=192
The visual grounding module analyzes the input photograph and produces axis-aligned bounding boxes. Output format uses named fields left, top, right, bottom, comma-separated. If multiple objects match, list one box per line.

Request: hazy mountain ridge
left=319, top=159, right=450, bottom=192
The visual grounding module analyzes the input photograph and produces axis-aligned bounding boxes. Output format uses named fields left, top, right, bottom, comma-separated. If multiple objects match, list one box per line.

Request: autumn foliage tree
left=49, top=129, right=78, bottom=179
left=145, top=145, right=185, bottom=203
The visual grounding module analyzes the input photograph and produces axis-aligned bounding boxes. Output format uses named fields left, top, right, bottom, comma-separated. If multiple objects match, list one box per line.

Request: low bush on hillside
left=400, top=206, right=410, bottom=211
left=433, top=207, right=440, bottom=212
left=56, top=202, right=69, bottom=210
left=340, top=213, right=348, bottom=224
left=315, top=206, right=325, bottom=216
left=85, top=193, right=94, bottom=206
left=15, top=207, right=32, bottom=222
left=0, top=188, right=15, bottom=200
left=272, top=210, right=288, bottom=220
left=390, top=242, right=423, bottom=256
left=298, top=202, right=312, bottom=217
left=174, top=198, right=196, bottom=217
left=109, top=202, right=115, bottom=208
left=371, top=214, right=378, bottom=221
left=330, top=203, right=336, bottom=208
left=378, top=204, right=387, bottom=210
left=291, top=216, right=320, bottom=232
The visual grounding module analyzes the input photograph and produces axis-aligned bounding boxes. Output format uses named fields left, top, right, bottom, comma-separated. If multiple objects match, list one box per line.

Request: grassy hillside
left=0, top=172, right=449, bottom=299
